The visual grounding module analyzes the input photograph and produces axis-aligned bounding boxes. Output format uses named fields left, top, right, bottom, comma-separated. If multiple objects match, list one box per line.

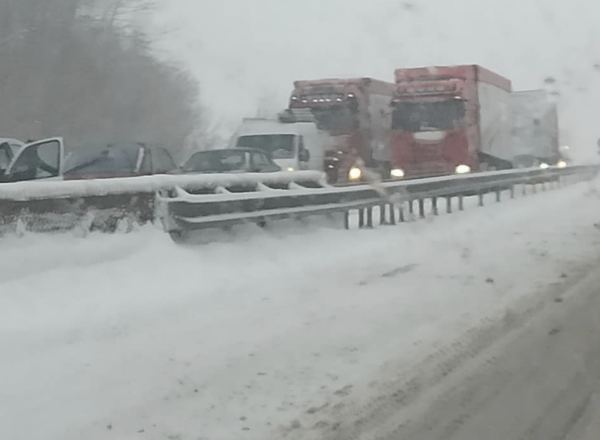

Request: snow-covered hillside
left=141, top=0, right=600, bottom=161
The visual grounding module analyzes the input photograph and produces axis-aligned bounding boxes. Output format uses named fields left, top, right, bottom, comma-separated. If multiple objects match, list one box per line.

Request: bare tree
left=0, top=0, right=202, bottom=160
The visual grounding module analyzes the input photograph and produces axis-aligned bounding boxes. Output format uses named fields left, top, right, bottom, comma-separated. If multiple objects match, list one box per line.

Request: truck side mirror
left=299, top=149, right=310, bottom=162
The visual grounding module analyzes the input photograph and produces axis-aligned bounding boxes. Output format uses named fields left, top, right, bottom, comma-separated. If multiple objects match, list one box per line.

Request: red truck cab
left=390, top=65, right=513, bottom=178
left=289, top=78, right=394, bottom=183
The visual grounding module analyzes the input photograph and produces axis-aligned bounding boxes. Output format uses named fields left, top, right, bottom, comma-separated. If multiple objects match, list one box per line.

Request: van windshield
left=236, top=134, right=295, bottom=159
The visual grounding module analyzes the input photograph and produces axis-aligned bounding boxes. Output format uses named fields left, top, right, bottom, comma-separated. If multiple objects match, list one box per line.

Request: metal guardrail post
left=432, top=197, right=439, bottom=216
left=358, top=209, right=365, bottom=228
left=418, top=199, right=425, bottom=218
left=399, top=203, right=405, bottom=222
left=496, top=190, right=501, bottom=203
left=379, top=204, right=387, bottom=225
left=366, top=207, right=374, bottom=228
left=459, top=196, right=464, bottom=211
left=344, top=211, right=350, bottom=230
left=389, top=204, right=397, bottom=225
left=478, top=192, right=484, bottom=207
left=446, top=197, right=452, bottom=214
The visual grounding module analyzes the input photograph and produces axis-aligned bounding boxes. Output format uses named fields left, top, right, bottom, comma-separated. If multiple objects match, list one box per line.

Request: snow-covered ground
left=2, top=180, right=600, bottom=440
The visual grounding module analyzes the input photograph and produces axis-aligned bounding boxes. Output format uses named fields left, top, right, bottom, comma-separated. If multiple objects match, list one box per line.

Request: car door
left=153, top=148, right=177, bottom=174
left=3, top=137, right=64, bottom=183
left=0, top=142, right=15, bottom=177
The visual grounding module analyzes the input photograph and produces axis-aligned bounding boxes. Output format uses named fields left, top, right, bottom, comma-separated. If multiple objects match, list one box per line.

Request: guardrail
left=0, top=171, right=325, bottom=234
left=158, top=165, right=600, bottom=241
left=0, top=166, right=597, bottom=238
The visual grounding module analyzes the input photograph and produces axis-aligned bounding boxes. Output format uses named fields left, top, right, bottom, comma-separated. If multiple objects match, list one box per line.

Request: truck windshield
left=236, top=134, right=295, bottom=159
left=310, top=106, right=357, bottom=132
left=392, top=100, right=466, bottom=132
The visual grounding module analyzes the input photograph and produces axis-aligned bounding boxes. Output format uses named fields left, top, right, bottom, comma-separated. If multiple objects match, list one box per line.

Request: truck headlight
left=556, top=160, right=567, bottom=168
left=390, top=168, right=405, bottom=178
left=455, top=164, right=471, bottom=174
left=348, top=166, right=362, bottom=181
left=539, top=162, right=549, bottom=169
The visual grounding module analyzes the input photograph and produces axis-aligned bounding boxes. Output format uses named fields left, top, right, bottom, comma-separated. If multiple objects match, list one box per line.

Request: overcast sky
left=144, top=0, right=600, bottom=161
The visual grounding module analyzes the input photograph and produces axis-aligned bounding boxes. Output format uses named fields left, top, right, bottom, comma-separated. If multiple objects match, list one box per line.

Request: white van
left=230, top=116, right=328, bottom=173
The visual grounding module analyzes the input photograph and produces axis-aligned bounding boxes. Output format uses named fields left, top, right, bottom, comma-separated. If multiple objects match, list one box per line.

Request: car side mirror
left=299, top=149, right=310, bottom=162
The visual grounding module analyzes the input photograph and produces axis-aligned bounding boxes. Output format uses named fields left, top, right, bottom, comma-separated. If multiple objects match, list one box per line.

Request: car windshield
left=236, top=134, right=295, bottom=159
left=183, top=150, right=248, bottom=173
left=392, top=99, right=466, bottom=131
left=64, top=144, right=141, bottom=176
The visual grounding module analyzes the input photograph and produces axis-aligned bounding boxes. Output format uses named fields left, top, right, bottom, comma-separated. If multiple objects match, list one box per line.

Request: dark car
left=182, top=148, right=281, bottom=174
left=63, top=142, right=177, bottom=180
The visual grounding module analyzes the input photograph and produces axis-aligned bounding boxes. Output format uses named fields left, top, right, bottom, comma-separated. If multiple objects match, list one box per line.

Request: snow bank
left=2, top=180, right=600, bottom=439
left=0, top=171, right=325, bottom=201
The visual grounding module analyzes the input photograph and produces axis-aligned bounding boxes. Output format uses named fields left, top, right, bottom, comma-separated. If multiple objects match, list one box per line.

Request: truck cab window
left=310, top=105, right=358, bottom=132
left=392, top=100, right=466, bottom=132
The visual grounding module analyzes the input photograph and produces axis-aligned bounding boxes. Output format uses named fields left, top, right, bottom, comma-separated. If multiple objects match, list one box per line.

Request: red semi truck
left=288, top=78, right=395, bottom=183
left=389, top=65, right=563, bottom=178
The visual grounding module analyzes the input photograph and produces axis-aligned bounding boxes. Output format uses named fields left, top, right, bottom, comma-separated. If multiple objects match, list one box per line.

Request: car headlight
left=348, top=166, right=362, bottom=181
left=287, top=167, right=295, bottom=172
left=556, top=160, right=567, bottom=168
left=539, top=162, right=550, bottom=169
left=390, top=168, right=405, bottom=178
left=455, top=164, right=471, bottom=174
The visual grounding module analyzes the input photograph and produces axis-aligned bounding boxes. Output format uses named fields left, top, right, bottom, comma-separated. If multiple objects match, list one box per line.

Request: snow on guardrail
left=1, top=166, right=598, bottom=237
left=0, top=171, right=327, bottom=201
left=159, top=165, right=600, bottom=239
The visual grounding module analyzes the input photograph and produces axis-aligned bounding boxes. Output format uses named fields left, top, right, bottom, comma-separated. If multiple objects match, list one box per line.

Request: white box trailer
left=511, top=90, right=560, bottom=167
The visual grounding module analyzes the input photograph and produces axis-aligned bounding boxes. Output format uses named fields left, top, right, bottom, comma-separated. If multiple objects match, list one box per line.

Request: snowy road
left=361, top=265, right=600, bottom=440
left=2, top=180, right=600, bottom=440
